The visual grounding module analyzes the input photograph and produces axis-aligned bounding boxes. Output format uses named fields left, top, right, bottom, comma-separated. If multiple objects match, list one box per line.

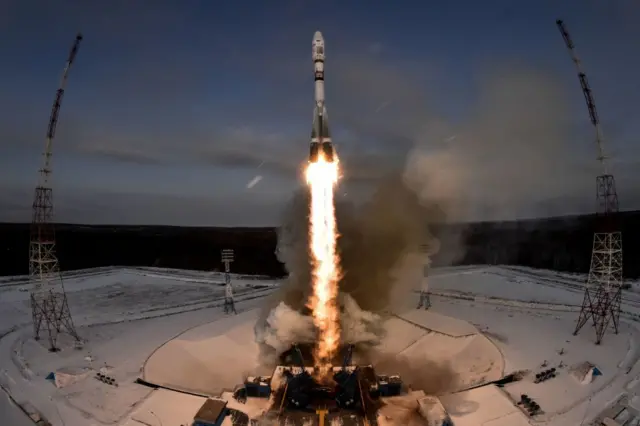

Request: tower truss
left=29, top=34, right=83, bottom=351
left=556, top=20, right=623, bottom=344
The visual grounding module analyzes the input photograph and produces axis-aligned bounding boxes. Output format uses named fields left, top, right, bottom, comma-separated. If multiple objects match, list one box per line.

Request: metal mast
left=556, top=20, right=623, bottom=344
left=221, top=249, right=237, bottom=314
left=29, top=33, right=83, bottom=351
left=416, top=244, right=431, bottom=310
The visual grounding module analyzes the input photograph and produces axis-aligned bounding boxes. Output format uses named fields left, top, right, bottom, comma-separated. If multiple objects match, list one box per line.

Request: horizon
left=2, top=206, right=636, bottom=229
left=2, top=0, right=639, bottom=226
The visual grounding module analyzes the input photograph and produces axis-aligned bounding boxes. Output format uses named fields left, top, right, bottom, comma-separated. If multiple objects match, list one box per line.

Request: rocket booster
left=309, top=31, right=335, bottom=163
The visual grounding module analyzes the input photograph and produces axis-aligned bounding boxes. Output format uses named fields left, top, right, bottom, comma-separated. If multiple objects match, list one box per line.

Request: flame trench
left=305, top=155, right=341, bottom=379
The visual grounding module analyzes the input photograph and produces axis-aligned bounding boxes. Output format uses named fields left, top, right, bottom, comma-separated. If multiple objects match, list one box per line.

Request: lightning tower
left=556, top=20, right=623, bottom=345
left=221, top=249, right=237, bottom=314
left=417, top=245, right=431, bottom=310
left=29, top=34, right=83, bottom=351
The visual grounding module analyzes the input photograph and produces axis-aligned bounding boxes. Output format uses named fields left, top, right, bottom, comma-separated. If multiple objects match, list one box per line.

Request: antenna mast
left=556, top=20, right=607, bottom=174
left=41, top=33, right=82, bottom=182
left=29, top=33, right=83, bottom=351
left=556, top=20, right=622, bottom=345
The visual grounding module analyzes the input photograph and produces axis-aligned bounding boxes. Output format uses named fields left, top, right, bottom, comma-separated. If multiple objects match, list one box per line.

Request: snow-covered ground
left=0, top=267, right=278, bottom=425
left=0, top=264, right=638, bottom=425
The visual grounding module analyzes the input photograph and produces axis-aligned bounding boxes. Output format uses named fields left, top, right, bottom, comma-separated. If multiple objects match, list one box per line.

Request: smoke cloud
left=254, top=293, right=386, bottom=367
left=368, top=354, right=458, bottom=396
left=254, top=172, right=454, bottom=394
left=401, top=65, right=592, bottom=222
left=254, top=64, right=579, bottom=399
left=267, top=174, right=445, bottom=317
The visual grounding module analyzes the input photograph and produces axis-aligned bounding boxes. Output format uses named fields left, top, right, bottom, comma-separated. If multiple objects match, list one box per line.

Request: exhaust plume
left=254, top=64, right=575, bottom=399
left=268, top=174, right=445, bottom=317
left=255, top=174, right=450, bottom=386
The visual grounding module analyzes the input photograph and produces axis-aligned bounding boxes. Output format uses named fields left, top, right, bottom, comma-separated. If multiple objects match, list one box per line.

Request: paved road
left=0, top=388, right=33, bottom=426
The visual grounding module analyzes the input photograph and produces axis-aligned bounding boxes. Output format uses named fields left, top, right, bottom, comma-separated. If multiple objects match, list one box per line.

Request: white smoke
left=254, top=301, right=316, bottom=355
left=255, top=294, right=385, bottom=363
left=340, top=293, right=384, bottom=347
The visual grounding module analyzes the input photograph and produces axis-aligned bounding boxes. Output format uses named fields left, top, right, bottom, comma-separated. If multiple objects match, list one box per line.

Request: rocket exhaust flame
left=305, top=153, right=341, bottom=380
left=305, top=30, right=341, bottom=380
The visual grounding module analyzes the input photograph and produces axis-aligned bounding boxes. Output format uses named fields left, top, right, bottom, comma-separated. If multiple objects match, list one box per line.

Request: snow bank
left=569, top=361, right=600, bottom=385
left=47, top=367, right=92, bottom=389
left=439, top=385, right=530, bottom=426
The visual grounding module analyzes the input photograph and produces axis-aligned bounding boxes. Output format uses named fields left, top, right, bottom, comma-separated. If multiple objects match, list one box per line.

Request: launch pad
left=233, top=344, right=418, bottom=425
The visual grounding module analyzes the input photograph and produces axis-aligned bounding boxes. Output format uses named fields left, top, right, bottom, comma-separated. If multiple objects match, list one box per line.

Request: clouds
left=196, top=127, right=302, bottom=176
left=75, top=143, right=167, bottom=166
left=404, top=64, right=635, bottom=221
left=0, top=184, right=283, bottom=226
left=7, top=48, right=640, bottom=224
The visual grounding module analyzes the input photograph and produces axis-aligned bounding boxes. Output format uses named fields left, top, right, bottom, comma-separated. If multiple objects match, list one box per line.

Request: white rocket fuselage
left=312, top=32, right=325, bottom=108
left=310, top=31, right=334, bottom=163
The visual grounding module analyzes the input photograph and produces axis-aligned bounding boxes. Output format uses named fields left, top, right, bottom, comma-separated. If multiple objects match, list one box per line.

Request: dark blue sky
left=1, top=0, right=638, bottom=225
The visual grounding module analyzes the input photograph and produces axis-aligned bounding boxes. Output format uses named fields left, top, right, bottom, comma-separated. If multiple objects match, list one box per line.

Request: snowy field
left=0, top=267, right=278, bottom=327
left=0, top=264, right=639, bottom=425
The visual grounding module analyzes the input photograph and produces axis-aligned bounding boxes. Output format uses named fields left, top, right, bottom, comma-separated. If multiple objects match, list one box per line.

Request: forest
left=1, top=210, right=638, bottom=278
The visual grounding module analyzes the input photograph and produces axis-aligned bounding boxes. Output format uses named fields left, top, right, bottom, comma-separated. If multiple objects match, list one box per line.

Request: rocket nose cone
left=313, top=31, right=323, bottom=42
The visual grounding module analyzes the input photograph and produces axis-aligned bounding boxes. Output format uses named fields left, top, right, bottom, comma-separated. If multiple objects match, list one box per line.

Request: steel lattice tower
left=29, top=34, right=83, bottom=352
left=556, top=20, right=623, bottom=345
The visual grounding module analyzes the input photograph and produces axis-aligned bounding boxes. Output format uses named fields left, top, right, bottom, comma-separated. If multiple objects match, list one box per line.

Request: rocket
left=309, top=31, right=335, bottom=163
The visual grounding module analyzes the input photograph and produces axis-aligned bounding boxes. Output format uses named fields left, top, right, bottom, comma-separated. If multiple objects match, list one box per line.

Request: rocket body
left=309, top=31, right=335, bottom=163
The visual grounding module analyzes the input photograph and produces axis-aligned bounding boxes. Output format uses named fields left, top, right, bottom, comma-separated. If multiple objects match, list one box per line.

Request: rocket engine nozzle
left=309, top=141, right=335, bottom=163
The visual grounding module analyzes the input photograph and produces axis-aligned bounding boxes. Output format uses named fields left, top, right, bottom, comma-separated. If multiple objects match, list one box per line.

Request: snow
left=0, top=264, right=638, bottom=425
left=400, top=309, right=478, bottom=337
left=120, top=388, right=206, bottom=426
left=0, top=267, right=278, bottom=327
left=142, top=305, right=504, bottom=396
left=0, top=267, right=278, bottom=425
left=429, top=266, right=579, bottom=305
left=378, top=312, right=504, bottom=390
left=378, top=320, right=504, bottom=390
left=440, top=385, right=530, bottom=426
left=0, top=387, right=33, bottom=426
left=142, top=309, right=268, bottom=396
left=431, top=295, right=638, bottom=422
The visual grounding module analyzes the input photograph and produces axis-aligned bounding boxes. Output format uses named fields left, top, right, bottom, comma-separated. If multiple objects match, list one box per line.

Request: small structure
left=244, top=376, right=271, bottom=398
left=192, top=398, right=228, bottom=426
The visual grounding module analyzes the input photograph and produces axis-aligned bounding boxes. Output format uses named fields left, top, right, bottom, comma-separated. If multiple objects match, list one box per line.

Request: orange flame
left=305, top=154, right=341, bottom=380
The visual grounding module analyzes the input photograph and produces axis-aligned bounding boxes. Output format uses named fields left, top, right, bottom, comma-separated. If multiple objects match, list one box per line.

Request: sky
left=0, top=0, right=639, bottom=226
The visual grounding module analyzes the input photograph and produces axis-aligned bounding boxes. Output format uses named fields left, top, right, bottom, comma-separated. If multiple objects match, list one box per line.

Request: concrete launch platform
left=141, top=308, right=504, bottom=396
